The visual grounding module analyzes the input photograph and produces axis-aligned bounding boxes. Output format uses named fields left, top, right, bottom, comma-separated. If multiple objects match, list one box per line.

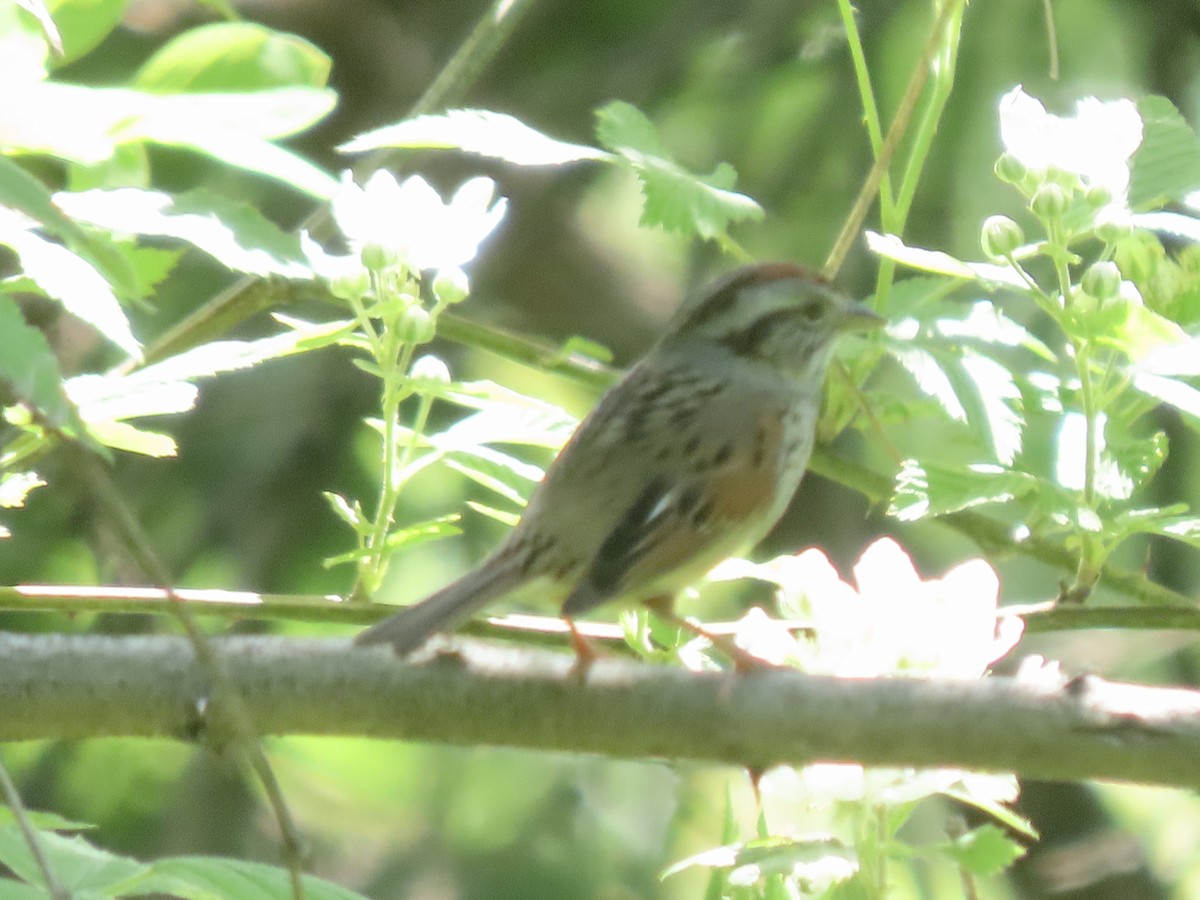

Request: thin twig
left=0, top=753, right=69, bottom=900
left=823, top=0, right=965, bottom=279
left=68, top=447, right=309, bottom=900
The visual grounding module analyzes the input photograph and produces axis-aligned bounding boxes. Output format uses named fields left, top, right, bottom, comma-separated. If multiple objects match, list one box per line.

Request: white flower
left=328, top=170, right=507, bottom=271
left=999, top=85, right=1142, bottom=209
left=733, top=537, right=1020, bottom=679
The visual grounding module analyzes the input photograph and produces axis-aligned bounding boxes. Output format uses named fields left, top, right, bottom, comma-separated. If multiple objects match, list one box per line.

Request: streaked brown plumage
left=355, top=263, right=882, bottom=655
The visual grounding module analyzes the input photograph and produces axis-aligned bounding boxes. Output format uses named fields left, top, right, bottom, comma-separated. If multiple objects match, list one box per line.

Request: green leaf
left=865, top=232, right=1026, bottom=287
left=0, top=471, right=46, bottom=508
left=885, top=343, right=1024, bottom=465
left=130, top=855, right=368, bottom=899
left=593, top=100, right=762, bottom=240
left=1130, top=96, right=1200, bottom=210
left=135, top=22, right=331, bottom=92
left=340, top=108, right=608, bottom=166
left=55, top=188, right=310, bottom=278
left=636, top=159, right=762, bottom=240
left=889, top=459, right=1038, bottom=521
left=1110, top=508, right=1200, bottom=550
left=594, top=100, right=669, bottom=158
left=443, top=452, right=538, bottom=507
left=1132, top=372, right=1200, bottom=430
left=0, top=296, right=84, bottom=433
left=82, top=419, right=177, bottom=457
left=0, top=825, right=147, bottom=893
left=44, top=0, right=128, bottom=66
left=664, top=834, right=857, bottom=890
left=938, top=825, right=1026, bottom=878
left=1062, top=296, right=1186, bottom=363
left=0, top=805, right=92, bottom=833
left=322, top=516, right=460, bottom=568
left=0, top=156, right=138, bottom=297
left=1, top=228, right=140, bottom=358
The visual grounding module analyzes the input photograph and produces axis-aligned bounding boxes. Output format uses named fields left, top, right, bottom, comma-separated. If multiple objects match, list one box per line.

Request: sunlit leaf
left=135, top=22, right=331, bottom=92
left=594, top=101, right=762, bottom=239
left=0, top=471, right=45, bottom=508
left=1132, top=372, right=1200, bottom=430
left=1129, top=95, right=1200, bottom=210
left=0, top=226, right=140, bottom=358
left=55, top=188, right=310, bottom=278
left=889, top=459, right=1038, bottom=521
left=340, top=108, right=608, bottom=166
left=866, top=232, right=1026, bottom=287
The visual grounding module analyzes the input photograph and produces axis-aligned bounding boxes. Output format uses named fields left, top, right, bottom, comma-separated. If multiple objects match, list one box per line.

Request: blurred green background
left=7, top=0, right=1200, bottom=897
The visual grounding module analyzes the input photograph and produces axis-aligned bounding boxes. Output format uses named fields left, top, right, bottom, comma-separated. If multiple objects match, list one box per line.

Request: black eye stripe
left=717, top=307, right=798, bottom=356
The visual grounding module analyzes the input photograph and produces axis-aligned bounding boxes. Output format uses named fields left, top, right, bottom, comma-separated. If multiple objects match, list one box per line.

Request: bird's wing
left=560, top=433, right=780, bottom=617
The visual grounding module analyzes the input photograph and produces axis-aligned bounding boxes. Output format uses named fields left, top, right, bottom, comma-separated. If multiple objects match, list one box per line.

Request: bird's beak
left=837, top=299, right=886, bottom=332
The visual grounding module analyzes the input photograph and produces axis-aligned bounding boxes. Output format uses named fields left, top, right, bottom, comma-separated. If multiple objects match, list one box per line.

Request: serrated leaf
left=0, top=224, right=140, bottom=358
left=594, top=100, right=669, bottom=157
left=592, top=101, right=761, bottom=239
left=444, top=453, right=536, bottom=506
left=0, top=825, right=147, bottom=893
left=464, top=500, right=519, bottom=527
left=322, top=516, right=460, bottom=568
left=664, top=834, right=857, bottom=891
left=0, top=806, right=91, bottom=833
left=339, top=109, right=608, bottom=166
left=636, top=160, right=763, bottom=240
left=131, top=854, right=367, bottom=899
left=55, top=188, right=311, bottom=277
left=0, top=295, right=82, bottom=432
left=0, top=471, right=46, bottom=508
left=939, top=825, right=1026, bottom=878
left=889, top=459, right=1038, bottom=521
left=1132, top=372, right=1200, bottom=430
left=135, top=22, right=331, bottom=92
left=1111, top=508, right=1200, bottom=550
left=1130, top=96, right=1200, bottom=210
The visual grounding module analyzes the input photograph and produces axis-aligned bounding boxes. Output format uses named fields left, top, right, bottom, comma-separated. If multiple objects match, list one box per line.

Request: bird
left=354, top=262, right=883, bottom=659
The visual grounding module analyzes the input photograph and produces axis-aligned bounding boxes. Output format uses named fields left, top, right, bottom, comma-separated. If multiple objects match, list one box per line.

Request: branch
left=5, top=633, right=1200, bottom=790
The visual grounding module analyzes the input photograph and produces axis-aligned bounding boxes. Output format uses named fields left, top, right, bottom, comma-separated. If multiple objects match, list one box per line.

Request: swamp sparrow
left=354, top=263, right=882, bottom=656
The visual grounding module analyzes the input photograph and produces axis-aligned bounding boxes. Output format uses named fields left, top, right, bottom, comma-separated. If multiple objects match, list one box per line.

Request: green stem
left=0, top=753, right=68, bottom=900
left=824, top=0, right=964, bottom=282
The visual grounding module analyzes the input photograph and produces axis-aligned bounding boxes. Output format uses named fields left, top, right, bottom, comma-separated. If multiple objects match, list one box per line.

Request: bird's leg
left=643, top=597, right=775, bottom=672
left=565, top=617, right=600, bottom=681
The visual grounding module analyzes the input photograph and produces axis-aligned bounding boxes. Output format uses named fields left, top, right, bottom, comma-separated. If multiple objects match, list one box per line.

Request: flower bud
left=360, top=241, right=402, bottom=272
left=411, top=354, right=451, bottom=385
left=1081, top=261, right=1121, bottom=302
left=398, top=305, right=435, bottom=345
left=994, top=153, right=1029, bottom=187
left=1095, top=209, right=1134, bottom=245
left=1084, top=184, right=1113, bottom=209
left=980, top=215, right=1025, bottom=260
left=329, top=268, right=370, bottom=302
left=433, top=267, right=470, bottom=305
left=1029, top=183, right=1070, bottom=221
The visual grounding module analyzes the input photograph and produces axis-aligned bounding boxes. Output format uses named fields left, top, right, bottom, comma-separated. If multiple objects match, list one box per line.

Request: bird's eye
left=798, top=298, right=826, bottom=322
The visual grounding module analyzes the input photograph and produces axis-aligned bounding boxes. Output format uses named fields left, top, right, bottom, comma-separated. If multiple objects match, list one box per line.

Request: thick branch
left=3, top=633, right=1200, bottom=789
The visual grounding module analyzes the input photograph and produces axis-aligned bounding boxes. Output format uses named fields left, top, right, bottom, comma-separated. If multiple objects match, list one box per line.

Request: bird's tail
left=353, top=555, right=523, bottom=655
